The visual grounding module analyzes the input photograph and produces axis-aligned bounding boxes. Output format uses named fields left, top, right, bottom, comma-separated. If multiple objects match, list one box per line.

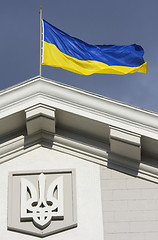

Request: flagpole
left=39, top=5, right=42, bottom=76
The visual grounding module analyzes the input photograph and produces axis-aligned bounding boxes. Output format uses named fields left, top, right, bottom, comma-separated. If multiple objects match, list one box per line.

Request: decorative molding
left=1, top=131, right=158, bottom=184
left=0, top=136, right=24, bottom=159
left=0, top=132, right=108, bottom=165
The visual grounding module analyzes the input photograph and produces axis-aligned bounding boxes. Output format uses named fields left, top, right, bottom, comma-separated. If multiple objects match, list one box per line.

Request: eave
left=1, top=76, right=158, bottom=183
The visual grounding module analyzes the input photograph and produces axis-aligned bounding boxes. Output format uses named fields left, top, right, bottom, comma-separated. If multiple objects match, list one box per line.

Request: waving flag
left=42, top=20, right=147, bottom=75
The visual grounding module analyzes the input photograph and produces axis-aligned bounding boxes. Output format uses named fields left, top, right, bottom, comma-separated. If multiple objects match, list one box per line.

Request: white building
left=1, top=75, right=158, bottom=239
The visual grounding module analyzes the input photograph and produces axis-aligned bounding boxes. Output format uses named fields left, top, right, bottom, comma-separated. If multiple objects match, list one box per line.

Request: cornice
left=1, top=76, right=158, bottom=184
left=1, top=76, right=158, bottom=140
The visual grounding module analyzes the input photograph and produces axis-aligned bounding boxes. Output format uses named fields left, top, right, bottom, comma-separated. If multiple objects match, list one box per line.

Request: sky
left=0, top=0, right=158, bottom=113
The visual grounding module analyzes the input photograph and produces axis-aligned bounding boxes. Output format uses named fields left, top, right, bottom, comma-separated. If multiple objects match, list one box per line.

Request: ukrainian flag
left=42, top=20, right=147, bottom=75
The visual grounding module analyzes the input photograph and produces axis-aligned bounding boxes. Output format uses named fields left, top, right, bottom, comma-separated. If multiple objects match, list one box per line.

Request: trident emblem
left=20, top=173, right=64, bottom=229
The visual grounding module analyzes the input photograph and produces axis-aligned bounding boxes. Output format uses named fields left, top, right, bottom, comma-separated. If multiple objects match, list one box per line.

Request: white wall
left=101, top=166, right=158, bottom=240
left=0, top=147, right=104, bottom=240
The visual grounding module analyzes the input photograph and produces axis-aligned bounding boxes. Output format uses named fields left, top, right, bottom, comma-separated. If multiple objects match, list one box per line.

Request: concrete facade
left=101, top=167, right=158, bottom=239
left=1, top=76, right=158, bottom=239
